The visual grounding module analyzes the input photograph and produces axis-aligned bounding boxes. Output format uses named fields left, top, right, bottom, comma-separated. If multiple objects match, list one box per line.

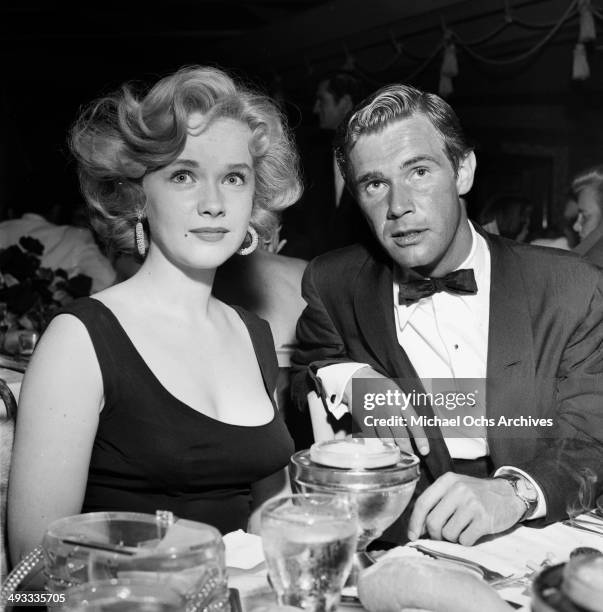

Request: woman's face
left=573, top=185, right=603, bottom=241
left=142, top=114, right=255, bottom=270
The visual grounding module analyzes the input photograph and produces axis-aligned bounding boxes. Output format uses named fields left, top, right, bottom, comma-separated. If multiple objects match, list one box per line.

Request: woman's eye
left=170, top=171, right=194, bottom=184
left=224, top=173, right=245, bottom=186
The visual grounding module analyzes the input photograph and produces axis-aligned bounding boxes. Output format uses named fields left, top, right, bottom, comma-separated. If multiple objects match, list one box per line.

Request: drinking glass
left=17, top=330, right=39, bottom=356
left=260, top=494, right=357, bottom=612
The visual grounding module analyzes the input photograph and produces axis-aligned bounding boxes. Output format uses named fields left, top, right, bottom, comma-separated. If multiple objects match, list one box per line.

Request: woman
left=571, top=165, right=603, bottom=268
left=7, top=66, right=302, bottom=562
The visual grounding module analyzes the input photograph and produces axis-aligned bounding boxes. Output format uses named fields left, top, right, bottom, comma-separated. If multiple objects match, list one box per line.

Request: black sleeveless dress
left=57, top=297, right=294, bottom=534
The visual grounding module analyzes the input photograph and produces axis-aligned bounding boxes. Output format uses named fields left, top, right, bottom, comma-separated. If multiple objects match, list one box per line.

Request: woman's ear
left=456, top=151, right=476, bottom=196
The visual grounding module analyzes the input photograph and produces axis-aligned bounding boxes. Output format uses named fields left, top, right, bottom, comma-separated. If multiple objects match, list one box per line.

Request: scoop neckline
left=87, top=297, right=277, bottom=429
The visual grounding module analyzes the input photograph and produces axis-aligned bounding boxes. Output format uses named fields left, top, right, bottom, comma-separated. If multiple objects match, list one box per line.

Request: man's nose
left=312, top=100, right=320, bottom=115
left=573, top=214, right=582, bottom=235
left=387, top=185, right=414, bottom=218
left=197, top=183, right=225, bottom=217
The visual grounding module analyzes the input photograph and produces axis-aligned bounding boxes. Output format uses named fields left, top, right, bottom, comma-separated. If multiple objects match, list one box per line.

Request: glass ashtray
left=309, top=438, right=401, bottom=469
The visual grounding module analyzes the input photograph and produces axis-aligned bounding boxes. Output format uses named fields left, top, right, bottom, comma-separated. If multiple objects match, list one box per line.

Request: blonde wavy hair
left=70, top=65, right=302, bottom=255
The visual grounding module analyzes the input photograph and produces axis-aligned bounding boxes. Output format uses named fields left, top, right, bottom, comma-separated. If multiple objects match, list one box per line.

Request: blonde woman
left=8, top=66, right=302, bottom=561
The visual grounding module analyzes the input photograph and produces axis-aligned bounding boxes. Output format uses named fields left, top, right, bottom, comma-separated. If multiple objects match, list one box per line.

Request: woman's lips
left=189, top=228, right=229, bottom=242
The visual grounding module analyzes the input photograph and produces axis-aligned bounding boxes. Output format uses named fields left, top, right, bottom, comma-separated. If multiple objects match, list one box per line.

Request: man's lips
left=391, top=229, right=426, bottom=245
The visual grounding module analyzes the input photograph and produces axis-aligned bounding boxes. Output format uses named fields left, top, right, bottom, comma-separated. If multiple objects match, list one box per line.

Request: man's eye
left=366, top=181, right=384, bottom=193
left=224, top=173, right=245, bottom=186
left=414, top=167, right=428, bottom=177
left=170, top=171, right=194, bottom=184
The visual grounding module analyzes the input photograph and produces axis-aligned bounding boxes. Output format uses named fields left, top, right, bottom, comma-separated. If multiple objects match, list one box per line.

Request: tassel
left=442, top=42, right=458, bottom=77
left=579, top=0, right=596, bottom=42
left=573, top=43, right=590, bottom=80
left=439, top=73, right=454, bottom=97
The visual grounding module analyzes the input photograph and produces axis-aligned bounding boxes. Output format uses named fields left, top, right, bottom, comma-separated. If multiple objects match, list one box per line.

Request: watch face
left=517, top=478, right=538, bottom=503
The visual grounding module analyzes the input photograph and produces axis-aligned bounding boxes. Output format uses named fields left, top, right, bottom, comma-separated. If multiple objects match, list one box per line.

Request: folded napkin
left=223, top=530, right=265, bottom=570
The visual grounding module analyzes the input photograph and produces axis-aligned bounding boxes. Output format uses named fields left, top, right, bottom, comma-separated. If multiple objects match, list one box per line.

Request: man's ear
left=339, top=94, right=354, bottom=115
left=456, top=151, right=476, bottom=196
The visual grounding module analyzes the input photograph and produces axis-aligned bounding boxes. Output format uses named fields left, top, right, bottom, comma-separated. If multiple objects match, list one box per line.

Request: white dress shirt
left=317, top=221, right=545, bottom=518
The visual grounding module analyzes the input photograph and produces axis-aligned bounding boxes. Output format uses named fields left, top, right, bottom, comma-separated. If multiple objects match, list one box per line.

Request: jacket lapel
left=352, top=251, right=453, bottom=478
left=482, top=232, right=536, bottom=464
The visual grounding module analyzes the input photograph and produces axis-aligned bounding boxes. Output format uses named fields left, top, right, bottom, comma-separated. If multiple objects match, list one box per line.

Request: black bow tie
left=398, top=268, right=478, bottom=305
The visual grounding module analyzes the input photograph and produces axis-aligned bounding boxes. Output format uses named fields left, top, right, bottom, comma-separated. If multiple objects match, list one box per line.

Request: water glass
left=261, top=494, right=358, bottom=612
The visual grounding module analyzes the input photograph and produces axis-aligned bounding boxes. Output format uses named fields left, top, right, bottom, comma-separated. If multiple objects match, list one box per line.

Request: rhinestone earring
left=237, top=226, right=259, bottom=256
left=135, top=211, right=146, bottom=257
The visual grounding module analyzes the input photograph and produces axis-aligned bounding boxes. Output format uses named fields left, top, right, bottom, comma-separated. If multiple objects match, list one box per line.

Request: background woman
left=571, top=165, right=603, bottom=268
left=7, top=66, right=301, bottom=562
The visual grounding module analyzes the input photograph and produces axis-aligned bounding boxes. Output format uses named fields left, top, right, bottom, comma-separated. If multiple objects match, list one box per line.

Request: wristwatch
left=496, top=474, right=538, bottom=521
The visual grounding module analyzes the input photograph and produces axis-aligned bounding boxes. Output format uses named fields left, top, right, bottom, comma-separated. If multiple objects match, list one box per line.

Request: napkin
left=223, top=530, right=271, bottom=602
left=223, top=530, right=265, bottom=570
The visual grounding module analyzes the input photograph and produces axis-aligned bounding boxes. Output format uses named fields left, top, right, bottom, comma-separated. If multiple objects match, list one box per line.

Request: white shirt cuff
left=316, top=362, right=369, bottom=420
left=494, top=466, right=547, bottom=520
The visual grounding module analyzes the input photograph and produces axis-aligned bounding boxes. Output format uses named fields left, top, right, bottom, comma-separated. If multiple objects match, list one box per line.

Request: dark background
left=1, top=0, right=602, bottom=229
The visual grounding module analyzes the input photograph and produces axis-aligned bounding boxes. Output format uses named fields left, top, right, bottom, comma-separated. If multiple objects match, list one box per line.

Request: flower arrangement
left=0, top=236, right=92, bottom=337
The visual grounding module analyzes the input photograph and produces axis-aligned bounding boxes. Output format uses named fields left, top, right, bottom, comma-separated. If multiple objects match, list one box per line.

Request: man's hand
left=343, top=366, right=430, bottom=456
left=407, top=473, right=526, bottom=545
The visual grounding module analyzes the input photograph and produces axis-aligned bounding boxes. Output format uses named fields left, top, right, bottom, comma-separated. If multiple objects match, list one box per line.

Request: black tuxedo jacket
left=291, top=229, right=603, bottom=526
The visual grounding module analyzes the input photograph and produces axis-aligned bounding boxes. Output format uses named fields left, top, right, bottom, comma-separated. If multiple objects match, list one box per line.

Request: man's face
left=349, top=114, right=476, bottom=277
left=573, top=185, right=602, bottom=241
left=313, top=80, right=350, bottom=130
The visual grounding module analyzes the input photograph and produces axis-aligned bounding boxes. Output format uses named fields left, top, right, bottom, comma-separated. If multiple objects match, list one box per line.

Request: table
left=226, top=518, right=603, bottom=611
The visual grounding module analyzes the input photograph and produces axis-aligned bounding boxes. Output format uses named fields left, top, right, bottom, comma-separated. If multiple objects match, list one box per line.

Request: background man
left=292, top=84, right=603, bottom=545
left=280, top=71, right=370, bottom=259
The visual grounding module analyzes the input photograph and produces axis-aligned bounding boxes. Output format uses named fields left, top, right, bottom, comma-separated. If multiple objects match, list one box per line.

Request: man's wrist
left=495, top=474, right=538, bottom=522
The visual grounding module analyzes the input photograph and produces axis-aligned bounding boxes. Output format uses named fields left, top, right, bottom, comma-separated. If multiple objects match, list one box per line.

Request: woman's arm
left=248, top=467, right=290, bottom=534
left=7, top=314, right=103, bottom=563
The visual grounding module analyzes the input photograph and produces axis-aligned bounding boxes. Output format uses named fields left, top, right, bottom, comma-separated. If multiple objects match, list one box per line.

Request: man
left=291, top=84, right=603, bottom=545
left=280, top=72, right=370, bottom=259
left=571, top=165, right=603, bottom=269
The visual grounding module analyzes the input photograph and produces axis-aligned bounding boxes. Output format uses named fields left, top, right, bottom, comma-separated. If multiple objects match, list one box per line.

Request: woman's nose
left=197, top=184, right=225, bottom=217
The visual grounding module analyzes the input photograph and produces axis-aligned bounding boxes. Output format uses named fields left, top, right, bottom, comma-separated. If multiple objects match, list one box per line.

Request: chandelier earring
left=135, top=211, right=147, bottom=257
left=237, top=226, right=259, bottom=256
